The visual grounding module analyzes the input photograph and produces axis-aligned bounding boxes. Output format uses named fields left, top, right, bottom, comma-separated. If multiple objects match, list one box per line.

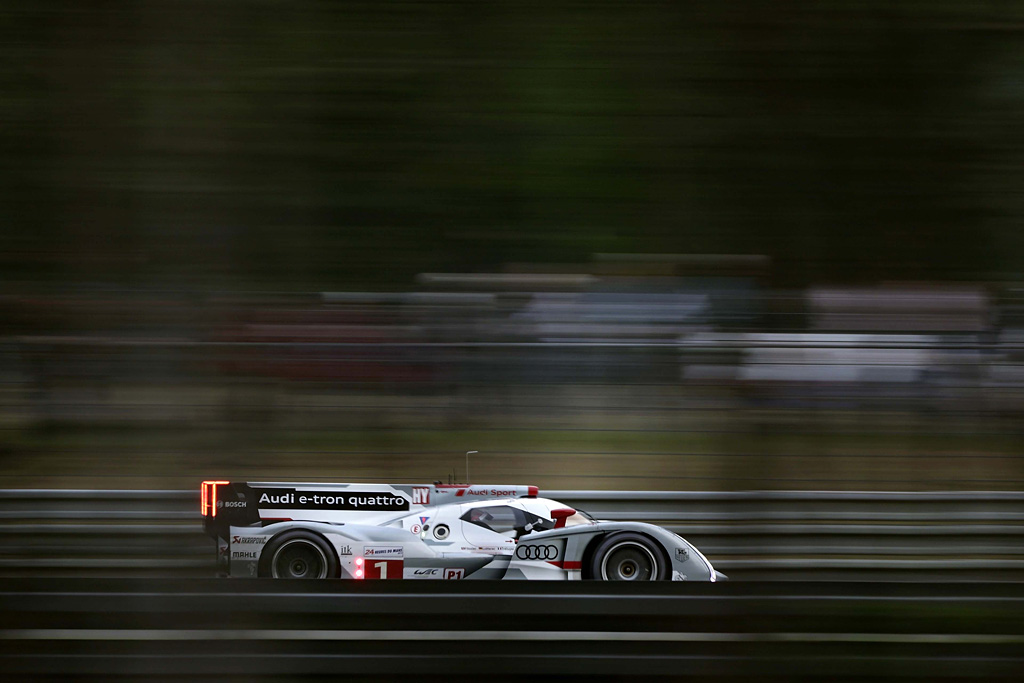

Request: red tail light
left=201, top=481, right=230, bottom=517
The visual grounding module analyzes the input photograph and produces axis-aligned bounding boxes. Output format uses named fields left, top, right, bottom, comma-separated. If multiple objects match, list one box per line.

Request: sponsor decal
left=412, top=487, right=430, bottom=505
left=444, top=568, right=465, bottom=580
left=410, top=524, right=421, bottom=535
left=461, top=545, right=511, bottom=553
left=675, top=547, right=689, bottom=562
left=231, top=550, right=258, bottom=559
left=218, top=544, right=228, bottom=558
left=413, top=568, right=439, bottom=576
left=455, top=488, right=519, bottom=498
left=337, top=544, right=353, bottom=556
left=364, top=545, right=403, bottom=558
left=364, top=558, right=403, bottom=580
left=254, top=488, right=409, bottom=511
left=231, top=535, right=267, bottom=545
left=419, top=516, right=430, bottom=525
left=217, top=500, right=246, bottom=509
left=515, top=544, right=560, bottom=561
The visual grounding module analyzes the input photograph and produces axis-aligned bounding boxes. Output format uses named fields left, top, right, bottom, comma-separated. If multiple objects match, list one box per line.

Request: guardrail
left=1, top=489, right=1023, bottom=580
left=1, top=579, right=1023, bottom=680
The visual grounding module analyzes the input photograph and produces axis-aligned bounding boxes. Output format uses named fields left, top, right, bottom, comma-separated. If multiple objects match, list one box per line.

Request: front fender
left=522, top=522, right=718, bottom=581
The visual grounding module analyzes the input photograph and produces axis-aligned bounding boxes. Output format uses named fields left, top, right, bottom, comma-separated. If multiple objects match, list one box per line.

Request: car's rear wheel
left=259, top=531, right=339, bottom=579
left=589, top=532, right=668, bottom=581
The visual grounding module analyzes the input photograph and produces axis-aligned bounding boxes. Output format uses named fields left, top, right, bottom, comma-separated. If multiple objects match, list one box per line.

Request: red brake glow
left=201, top=481, right=230, bottom=517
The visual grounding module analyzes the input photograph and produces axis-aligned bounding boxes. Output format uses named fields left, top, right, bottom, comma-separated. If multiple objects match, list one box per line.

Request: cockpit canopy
left=461, top=504, right=552, bottom=538
left=460, top=500, right=596, bottom=539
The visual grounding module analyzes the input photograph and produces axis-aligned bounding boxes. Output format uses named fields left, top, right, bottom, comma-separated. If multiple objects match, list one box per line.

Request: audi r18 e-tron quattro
left=201, top=480, right=724, bottom=581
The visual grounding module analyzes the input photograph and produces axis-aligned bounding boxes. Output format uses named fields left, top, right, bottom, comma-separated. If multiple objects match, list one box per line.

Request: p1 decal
left=444, top=568, right=465, bottom=580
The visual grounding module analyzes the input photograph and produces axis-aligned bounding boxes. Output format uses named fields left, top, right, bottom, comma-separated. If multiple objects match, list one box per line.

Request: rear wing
left=201, top=480, right=539, bottom=538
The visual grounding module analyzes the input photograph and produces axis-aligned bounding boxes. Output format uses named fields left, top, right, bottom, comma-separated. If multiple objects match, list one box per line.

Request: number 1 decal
left=363, top=558, right=403, bottom=579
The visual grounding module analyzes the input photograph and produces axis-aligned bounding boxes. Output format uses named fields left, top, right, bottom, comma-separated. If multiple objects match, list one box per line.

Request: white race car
left=201, top=480, right=724, bottom=581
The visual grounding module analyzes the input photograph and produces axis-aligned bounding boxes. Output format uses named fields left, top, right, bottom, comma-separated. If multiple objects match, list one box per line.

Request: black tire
left=258, top=530, right=339, bottom=579
left=588, top=532, right=669, bottom=581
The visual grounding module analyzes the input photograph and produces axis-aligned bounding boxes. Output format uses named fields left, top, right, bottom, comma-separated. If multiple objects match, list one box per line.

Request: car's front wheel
left=588, top=532, right=668, bottom=581
left=259, top=530, right=339, bottom=579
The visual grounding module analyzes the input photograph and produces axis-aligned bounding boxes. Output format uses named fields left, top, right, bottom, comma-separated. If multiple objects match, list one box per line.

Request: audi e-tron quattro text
left=201, top=481, right=725, bottom=581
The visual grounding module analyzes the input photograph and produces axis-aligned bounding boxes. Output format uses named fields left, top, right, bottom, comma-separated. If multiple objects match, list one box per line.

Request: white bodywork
left=203, top=481, right=720, bottom=581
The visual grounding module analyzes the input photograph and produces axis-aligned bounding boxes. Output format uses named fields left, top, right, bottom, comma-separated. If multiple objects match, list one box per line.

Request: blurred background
left=2, top=0, right=1024, bottom=492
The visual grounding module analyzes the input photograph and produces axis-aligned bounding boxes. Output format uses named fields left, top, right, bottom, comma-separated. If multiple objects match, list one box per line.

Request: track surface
left=1, top=579, right=1023, bottom=681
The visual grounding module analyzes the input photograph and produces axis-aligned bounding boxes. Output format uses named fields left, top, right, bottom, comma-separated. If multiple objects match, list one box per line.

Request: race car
left=201, top=480, right=725, bottom=581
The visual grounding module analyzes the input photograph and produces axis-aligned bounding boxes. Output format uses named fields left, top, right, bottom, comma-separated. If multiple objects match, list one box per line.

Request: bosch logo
left=515, top=544, right=559, bottom=561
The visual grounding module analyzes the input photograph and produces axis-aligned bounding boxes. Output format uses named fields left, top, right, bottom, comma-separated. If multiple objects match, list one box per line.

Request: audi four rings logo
left=515, top=544, right=559, bottom=560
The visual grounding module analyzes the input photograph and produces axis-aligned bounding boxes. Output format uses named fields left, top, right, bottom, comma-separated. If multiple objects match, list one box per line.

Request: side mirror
left=550, top=508, right=576, bottom=529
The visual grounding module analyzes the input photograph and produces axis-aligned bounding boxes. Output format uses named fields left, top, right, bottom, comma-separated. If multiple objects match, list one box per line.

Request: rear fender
left=229, top=521, right=437, bottom=578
